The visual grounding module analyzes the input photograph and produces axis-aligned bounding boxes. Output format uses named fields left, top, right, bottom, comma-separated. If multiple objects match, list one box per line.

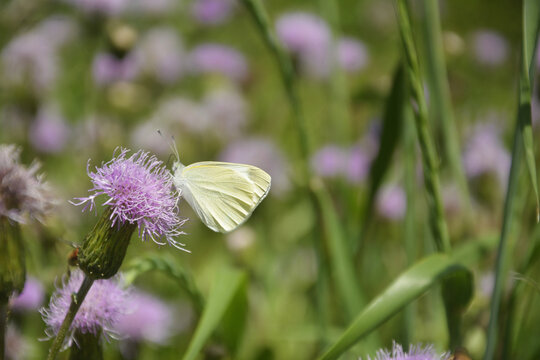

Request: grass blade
left=420, top=0, right=470, bottom=208
left=358, top=64, right=407, bottom=255
left=182, top=267, right=247, bottom=360
left=396, top=0, right=451, bottom=253
left=484, top=2, right=540, bottom=359
left=318, top=254, right=472, bottom=360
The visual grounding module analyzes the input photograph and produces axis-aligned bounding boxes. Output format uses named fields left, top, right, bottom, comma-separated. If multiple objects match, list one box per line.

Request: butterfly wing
left=174, top=161, right=271, bottom=233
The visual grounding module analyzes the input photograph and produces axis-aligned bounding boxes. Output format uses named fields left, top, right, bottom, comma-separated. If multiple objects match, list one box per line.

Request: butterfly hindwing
left=174, top=161, right=271, bottom=233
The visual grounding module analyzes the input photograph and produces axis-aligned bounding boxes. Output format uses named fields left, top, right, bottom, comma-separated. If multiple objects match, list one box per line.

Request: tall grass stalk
left=241, top=0, right=365, bottom=320
left=484, top=1, right=540, bottom=357
left=396, top=0, right=450, bottom=253
left=0, top=300, right=6, bottom=360
left=420, top=0, right=470, bottom=209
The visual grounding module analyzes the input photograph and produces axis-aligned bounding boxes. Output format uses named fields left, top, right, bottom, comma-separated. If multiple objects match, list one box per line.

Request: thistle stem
left=47, top=275, right=95, bottom=360
left=0, top=298, right=7, bottom=360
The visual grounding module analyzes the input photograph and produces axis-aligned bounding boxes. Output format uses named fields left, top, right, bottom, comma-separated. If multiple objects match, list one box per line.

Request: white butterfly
left=172, top=158, right=271, bottom=234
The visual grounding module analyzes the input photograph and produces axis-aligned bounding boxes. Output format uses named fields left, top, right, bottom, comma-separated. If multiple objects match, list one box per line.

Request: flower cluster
left=73, top=148, right=186, bottom=250
left=0, top=144, right=52, bottom=223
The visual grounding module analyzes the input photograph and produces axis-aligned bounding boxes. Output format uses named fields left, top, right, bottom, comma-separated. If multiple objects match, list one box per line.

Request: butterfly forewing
left=174, top=161, right=271, bottom=233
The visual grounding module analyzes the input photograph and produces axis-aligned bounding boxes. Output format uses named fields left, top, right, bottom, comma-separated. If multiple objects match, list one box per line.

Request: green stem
left=240, top=0, right=311, bottom=170
left=420, top=0, right=471, bottom=208
left=47, top=275, right=95, bottom=360
left=483, top=110, right=523, bottom=360
left=396, top=0, right=451, bottom=253
left=0, top=299, right=7, bottom=360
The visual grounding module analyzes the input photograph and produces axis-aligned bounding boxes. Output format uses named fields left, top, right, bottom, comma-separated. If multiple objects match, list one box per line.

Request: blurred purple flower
left=72, top=148, right=186, bottom=249
left=275, top=12, right=330, bottom=55
left=363, top=341, right=449, bottom=360
left=114, top=290, right=177, bottom=344
left=338, top=37, right=369, bottom=73
left=311, top=145, right=348, bottom=178
left=10, top=276, right=44, bottom=311
left=6, top=326, right=29, bottom=360
left=202, top=86, right=248, bottom=138
left=158, top=97, right=212, bottom=134
left=41, top=270, right=130, bottom=347
left=220, top=138, right=290, bottom=196
left=471, top=30, right=509, bottom=66
left=462, top=122, right=510, bottom=188
left=188, top=43, right=248, bottom=82
left=346, top=144, right=371, bottom=184
left=92, top=53, right=139, bottom=86
left=135, top=27, right=184, bottom=84
left=191, top=0, right=235, bottom=25
left=63, top=0, right=129, bottom=15
left=29, top=105, right=70, bottom=154
left=0, top=145, right=52, bottom=223
left=376, top=184, right=406, bottom=221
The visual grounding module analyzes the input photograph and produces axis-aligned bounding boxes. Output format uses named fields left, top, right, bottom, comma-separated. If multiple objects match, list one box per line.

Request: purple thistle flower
left=72, top=148, right=187, bottom=250
left=114, top=290, right=178, bottom=344
left=471, top=30, right=509, bottom=67
left=134, top=27, right=185, bottom=84
left=40, top=270, right=130, bottom=347
left=364, top=342, right=450, bottom=360
left=187, top=43, right=248, bottom=82
left=10, top=276, right=44, bottom=311
left=376, top=184, right=406, bottom=221
left=92, top=52, right=139, bottom=86
left=0, top=145, right=52, bottom=223
left=191, top=0, right=235, bottom=25
left=29, top=105, right=70, bottom=154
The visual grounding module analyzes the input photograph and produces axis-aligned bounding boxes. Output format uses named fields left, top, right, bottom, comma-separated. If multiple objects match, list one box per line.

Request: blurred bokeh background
left=1, top=0, right=539, bottom=359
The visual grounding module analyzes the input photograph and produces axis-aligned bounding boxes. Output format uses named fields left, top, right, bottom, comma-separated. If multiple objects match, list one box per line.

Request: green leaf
left=318, top=254, right=472, bottom=360
left=312, top=180, right=366, bottom=318
left=182, top=267, right=247, bottom=360
left=123, top=255, right=204, bottom=316
left=519, top=0, right=540, bottom=221
left=361, top=64, right=407, bottom=238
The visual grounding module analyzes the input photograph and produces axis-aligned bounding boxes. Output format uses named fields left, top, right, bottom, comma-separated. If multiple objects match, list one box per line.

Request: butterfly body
left=173, top=161, right=271, bottom=233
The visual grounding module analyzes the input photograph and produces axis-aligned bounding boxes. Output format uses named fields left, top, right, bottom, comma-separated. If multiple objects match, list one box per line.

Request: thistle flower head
left=364, top=342, right=450, bottom=360
left=187, top=43, right=248, bottom=82
left=40, top=270, right=130, bottom=347
left=73, top=148, right=186, bottom=250
left=0, top=144, right=52, bottom=223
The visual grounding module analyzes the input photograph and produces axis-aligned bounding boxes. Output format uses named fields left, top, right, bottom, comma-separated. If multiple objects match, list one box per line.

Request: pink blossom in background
left=346, top=144, right=371, bottom=184
left=115, top=290, right=179, bottom=344
left=92, top=53, right=139, bottom=86
left=311, top=145, right=348, bottom=178
left=135, top=27, right=184, bottom=84
left=187, top=44, right=248, bottom=82
left=29, top=106, right=70, bottom=154
left=376, top=184, right=406, bottom=221
left=462, top=122, right=510, bottom=188
left=202, top=86, right=248, bottom=138
left=338, top=37, right=369, bottom=73
left=471, top=30, right=509, bottom=66
left=275, top=12, right=330, bottom=55
left=191, top=0, right=235, bottom=25
left=10, top=277, right=45, bottom=311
